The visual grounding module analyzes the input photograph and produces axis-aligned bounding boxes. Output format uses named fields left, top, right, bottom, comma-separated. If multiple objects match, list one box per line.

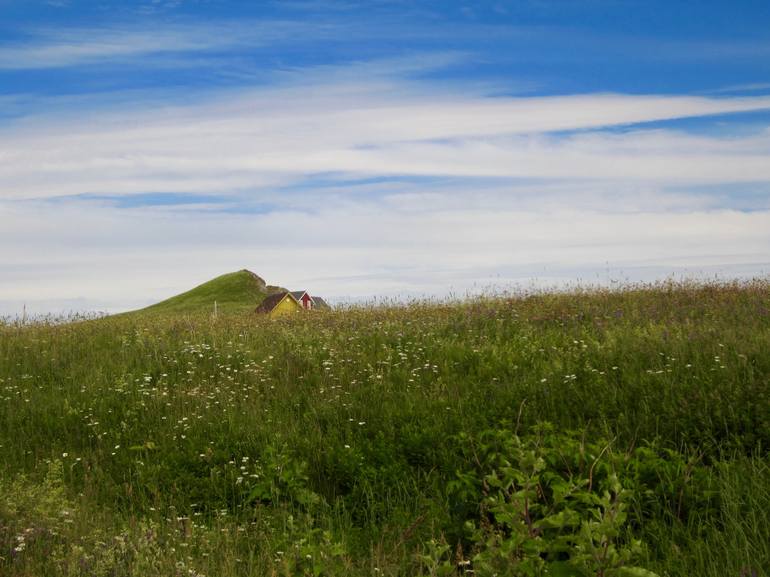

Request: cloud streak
left=2, top=77, right=770, bottom=202
left=0, top=20, right=331, bottom=69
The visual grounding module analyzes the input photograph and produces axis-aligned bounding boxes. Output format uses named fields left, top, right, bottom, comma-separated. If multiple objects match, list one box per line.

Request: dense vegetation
left=1, top=281, right=769, bottom=576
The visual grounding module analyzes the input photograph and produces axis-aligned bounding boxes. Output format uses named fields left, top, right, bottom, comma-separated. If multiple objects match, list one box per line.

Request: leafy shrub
left=245, top=443, right=323, bottom=509
left=432, top=424, right=716, bottom=576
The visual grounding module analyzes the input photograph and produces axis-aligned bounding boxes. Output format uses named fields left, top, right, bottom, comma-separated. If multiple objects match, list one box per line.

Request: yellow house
left=256, top=292, right=303, bottom=317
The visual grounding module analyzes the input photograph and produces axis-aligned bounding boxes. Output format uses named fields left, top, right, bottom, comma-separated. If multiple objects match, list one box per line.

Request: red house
left=289, top=291, right=329, bottom=311
left=290, top=291, right=313, bottom=309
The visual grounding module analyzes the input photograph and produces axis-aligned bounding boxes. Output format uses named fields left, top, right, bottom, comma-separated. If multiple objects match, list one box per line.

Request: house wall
left=270, top=295, right=302, bottom=317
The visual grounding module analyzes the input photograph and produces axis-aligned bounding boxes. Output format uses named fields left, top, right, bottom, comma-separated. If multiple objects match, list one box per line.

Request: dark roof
left=255, top=292, right=292, bottom=313
left=290, top=291, right=308, bottom=300
left=311, top=296, right=330, bottom=310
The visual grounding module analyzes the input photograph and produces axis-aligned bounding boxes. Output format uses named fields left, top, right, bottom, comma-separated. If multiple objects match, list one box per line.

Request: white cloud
left=1, top=193, right=769, bottom=315
left=2, top=82, right=770, bottom=201
left=706, top=82, right=770, bottom=94
left=2, top=61, right=770, bottom=314
left=0, top=20, right=327, bottom=70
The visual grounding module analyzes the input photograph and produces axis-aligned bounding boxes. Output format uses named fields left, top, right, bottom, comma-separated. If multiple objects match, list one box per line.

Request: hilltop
left=134, top=269, right=286, bottom=316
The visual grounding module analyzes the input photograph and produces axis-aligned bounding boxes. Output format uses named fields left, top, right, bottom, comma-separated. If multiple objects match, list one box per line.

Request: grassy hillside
left=1, top=281, right=769, bottom=576
left=133, top=269, right=285, bottom=316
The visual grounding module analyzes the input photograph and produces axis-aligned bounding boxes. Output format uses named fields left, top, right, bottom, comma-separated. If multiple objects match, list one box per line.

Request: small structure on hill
left=289, top=291, right=330, bottom=310
left=256, top=291, right=330, bottom=317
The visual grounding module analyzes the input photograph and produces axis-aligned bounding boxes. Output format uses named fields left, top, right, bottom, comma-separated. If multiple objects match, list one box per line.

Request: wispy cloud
left=2, top=194, right=769, bottom=315
left=2, top=73, right=770, bottom=202
left=705, top=82, right=770, bottom=95
left=2, top=49, right=769, bottom=313
left=0, top=20, right=330, bottom=70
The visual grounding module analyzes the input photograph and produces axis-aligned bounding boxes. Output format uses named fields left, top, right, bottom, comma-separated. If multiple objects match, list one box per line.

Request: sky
left=1, top=0, right=770, bottom=315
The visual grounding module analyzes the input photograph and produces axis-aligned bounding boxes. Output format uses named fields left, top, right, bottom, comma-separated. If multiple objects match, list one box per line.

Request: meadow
left=1, top=281, right=768, bottom=576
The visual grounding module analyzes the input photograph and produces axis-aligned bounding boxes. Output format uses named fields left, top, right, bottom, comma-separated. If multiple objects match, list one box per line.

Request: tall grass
left=1, top=280, right=768, bottom=575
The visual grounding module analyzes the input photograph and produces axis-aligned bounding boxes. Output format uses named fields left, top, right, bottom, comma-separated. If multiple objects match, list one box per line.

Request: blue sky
left=1, top=0, right=769, bottom=314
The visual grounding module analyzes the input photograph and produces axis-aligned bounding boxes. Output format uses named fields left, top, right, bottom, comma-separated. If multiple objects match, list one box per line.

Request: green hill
left=134, top=269, right=286, bottom=315
left=2, top=281, right=769, bottom=576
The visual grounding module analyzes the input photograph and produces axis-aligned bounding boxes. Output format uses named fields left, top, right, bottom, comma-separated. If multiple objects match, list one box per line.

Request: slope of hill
left=134, top=269, right=286, bottom=315
left=2, top=281, right=768, bottom=576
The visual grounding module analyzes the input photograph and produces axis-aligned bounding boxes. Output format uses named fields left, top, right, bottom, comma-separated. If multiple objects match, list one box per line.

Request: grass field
left=1, top=280, right=769, bottom=576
